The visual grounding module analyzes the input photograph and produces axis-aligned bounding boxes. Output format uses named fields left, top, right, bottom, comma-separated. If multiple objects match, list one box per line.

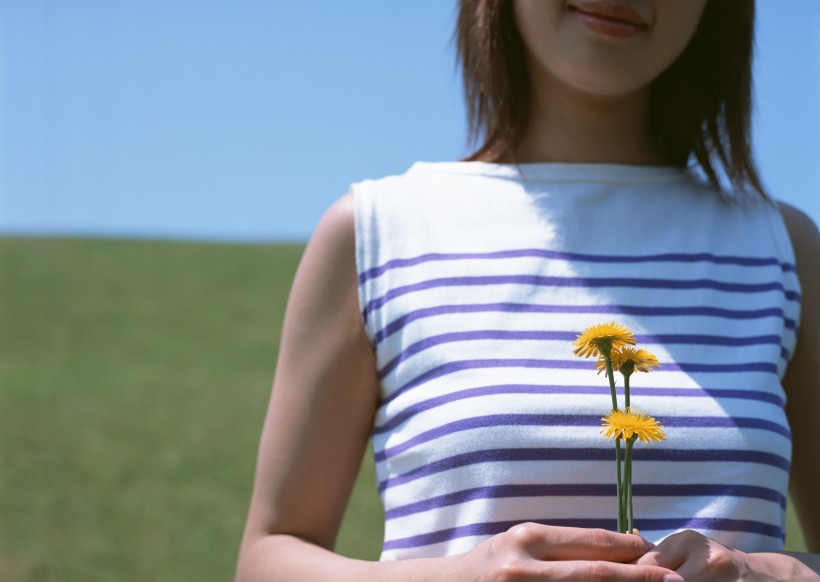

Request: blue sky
left=1, top=0, right=818, bottom=242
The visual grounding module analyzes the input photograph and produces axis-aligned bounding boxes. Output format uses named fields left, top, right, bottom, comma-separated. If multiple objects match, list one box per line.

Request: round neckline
left=409, top=160, right=688, bottom=184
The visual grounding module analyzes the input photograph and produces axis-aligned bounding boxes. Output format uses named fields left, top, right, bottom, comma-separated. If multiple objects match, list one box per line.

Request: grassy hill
left=0, top=237, right=806, bottom=581
left=0, top=237, right=382, bottom=581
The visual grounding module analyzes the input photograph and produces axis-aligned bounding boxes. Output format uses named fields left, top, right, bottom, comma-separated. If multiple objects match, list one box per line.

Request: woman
left=236, top=1, right=820, bottom=579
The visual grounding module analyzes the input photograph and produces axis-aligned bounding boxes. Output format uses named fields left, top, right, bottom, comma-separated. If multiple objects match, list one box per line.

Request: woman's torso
left=353, top=161, right=799, bottom=560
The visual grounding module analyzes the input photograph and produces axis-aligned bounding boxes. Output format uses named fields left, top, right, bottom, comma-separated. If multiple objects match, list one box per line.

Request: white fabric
left=352, top=161, right=800, bottom=560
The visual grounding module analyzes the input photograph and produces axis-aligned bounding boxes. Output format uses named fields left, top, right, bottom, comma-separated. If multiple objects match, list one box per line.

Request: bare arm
left=234, top=194, right=684, bottom=582
left=780, top=202, right=820, bottom=554
left=234, top=193, right=394, bottom=580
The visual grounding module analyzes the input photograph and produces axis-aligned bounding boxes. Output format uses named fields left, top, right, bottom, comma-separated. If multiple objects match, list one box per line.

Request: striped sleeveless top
left=352, top=161, right=800, bottom=560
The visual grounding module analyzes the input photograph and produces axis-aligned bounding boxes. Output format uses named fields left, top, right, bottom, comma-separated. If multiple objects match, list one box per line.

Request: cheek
left=513, top=0, right=573, bottom=79
left=513, top=0, right=565, bottom=51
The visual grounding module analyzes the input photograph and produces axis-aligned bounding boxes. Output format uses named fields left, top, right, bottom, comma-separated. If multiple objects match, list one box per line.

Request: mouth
left=567, top=1, right=649, bottom=37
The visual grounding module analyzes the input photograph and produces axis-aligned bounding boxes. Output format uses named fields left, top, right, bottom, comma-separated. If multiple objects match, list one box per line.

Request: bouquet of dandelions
left=573, top=322, right=665, bottom=535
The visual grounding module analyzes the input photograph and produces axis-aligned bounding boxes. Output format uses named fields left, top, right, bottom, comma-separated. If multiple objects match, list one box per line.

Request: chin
left=554, top=63, right=656, bottom=99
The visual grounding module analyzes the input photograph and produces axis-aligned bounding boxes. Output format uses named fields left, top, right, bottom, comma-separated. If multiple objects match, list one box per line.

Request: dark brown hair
left=456, top=0, right=767, bottom=199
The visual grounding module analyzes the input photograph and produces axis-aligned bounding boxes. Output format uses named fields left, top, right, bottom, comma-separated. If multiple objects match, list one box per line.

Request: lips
left=568, top=1, right=649, bottom=37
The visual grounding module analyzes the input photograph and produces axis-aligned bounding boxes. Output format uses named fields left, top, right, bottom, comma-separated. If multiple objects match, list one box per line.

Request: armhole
left=767, top=202, right=803, bottom=375
left=351, top=181, right=378, bottom=345
left=768, top=202, right=800, bottom=270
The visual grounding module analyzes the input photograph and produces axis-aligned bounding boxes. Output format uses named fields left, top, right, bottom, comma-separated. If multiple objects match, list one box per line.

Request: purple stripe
left=377, top=330, right=783, bottom=379
left=372, top=303, right=793, bottom=346
left=377, top=448, right=790, bottom=492
left=674, top=362, right=777, bottom=373
left=374, top=414, right=790, bottom=461
left=373, top=384, right=784, bottom=435
left=379, top=330, right=571, bottom=379
left=375, top=414, right=586, bottom=461
left=639, top=334, right=782, bottom=346
left=382, top=359, right=588, bottom=408
left=666, top=416, right=790, bottom=438
left=381, top=359, right=778, bottom=408
left=385, top=483, right=787, bottom=520
left=363, top=275, right=800, bottom=319
left=358, top=249, right=796, bottom=284
left=382, top=517, right=783, bottom=550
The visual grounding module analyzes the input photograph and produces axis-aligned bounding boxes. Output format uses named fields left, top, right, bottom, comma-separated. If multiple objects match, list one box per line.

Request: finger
left=635, top=549, right=686, bottom=571
left=634, top=530, right=701, bottom=571
left=673, top=540, right=738, bottom=582
left=543, top=560, right=685, bottom=582
left=510, top=524, right=654, bottom=562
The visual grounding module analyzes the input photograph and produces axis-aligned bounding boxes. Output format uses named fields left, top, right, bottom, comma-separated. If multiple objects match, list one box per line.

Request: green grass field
left=0, top=237, right=806, bottom=581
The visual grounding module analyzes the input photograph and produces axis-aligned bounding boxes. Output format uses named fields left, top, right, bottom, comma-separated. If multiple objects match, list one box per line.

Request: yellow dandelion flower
left=601, top=408, right=666, bottom=444
left=573, top=322, right=635, bottom=359
left=595, top=347, right=661, bottom=375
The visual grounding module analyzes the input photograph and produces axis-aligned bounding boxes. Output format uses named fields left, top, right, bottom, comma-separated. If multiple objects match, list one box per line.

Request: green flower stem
left=616, top=438, right=624, bottom=532
left=600, top=349, right=624, bottom=532
left=603, top=351, right=618, bottom=411
left=625, top=437, right=636, bottom=534
left=623, top=372, right=631, bottom=409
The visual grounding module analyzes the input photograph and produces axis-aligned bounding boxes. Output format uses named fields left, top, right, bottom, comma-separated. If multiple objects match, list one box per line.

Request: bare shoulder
left=289, top=192, right=361, bottom=330
left=316, top=191, right=355, bottom=241
left=777, top=202, right=820, bottom=288
left=777, top=202, right=820, bottom=255
left=306, top=191, right=356, bottom=269
left=778, top=200, right=817, bottom=228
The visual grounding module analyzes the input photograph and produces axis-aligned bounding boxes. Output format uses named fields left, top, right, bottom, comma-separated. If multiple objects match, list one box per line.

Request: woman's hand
left=454, top=522, right=684, bottom=581
left=634, top=530, right=820, bottom=581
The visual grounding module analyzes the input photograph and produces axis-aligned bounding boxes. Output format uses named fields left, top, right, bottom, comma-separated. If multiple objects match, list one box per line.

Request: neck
left=513, top=74, right=666, bottom=166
